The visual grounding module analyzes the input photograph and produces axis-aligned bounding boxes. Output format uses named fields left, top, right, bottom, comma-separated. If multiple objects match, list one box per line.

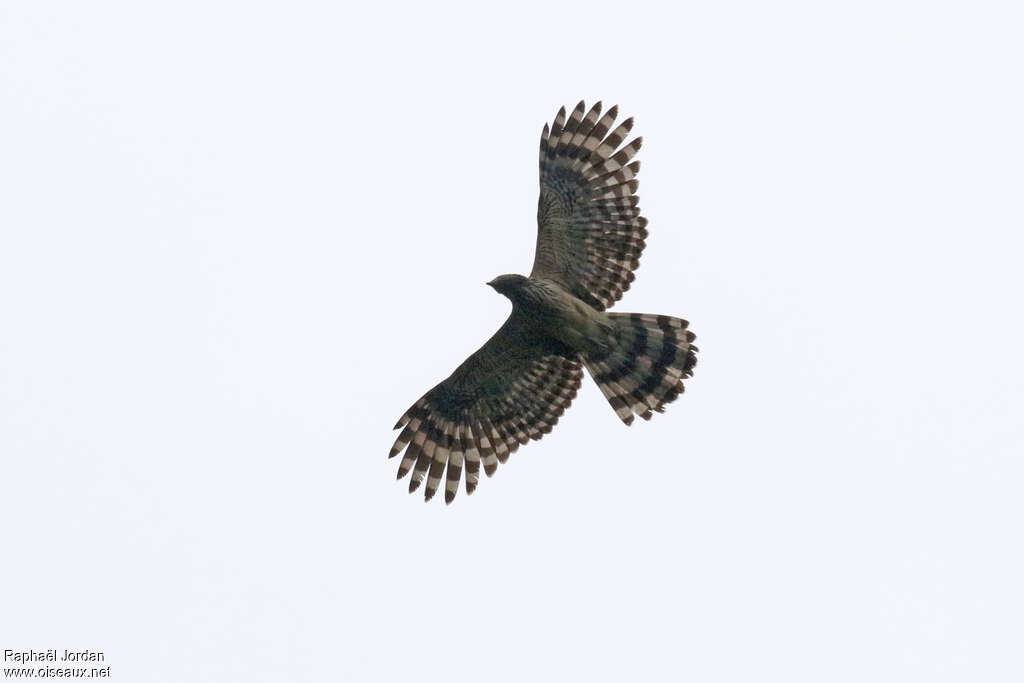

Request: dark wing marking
left=389, top=312, right=583, bottom=504
left=531, top=101, right=648, bottom=311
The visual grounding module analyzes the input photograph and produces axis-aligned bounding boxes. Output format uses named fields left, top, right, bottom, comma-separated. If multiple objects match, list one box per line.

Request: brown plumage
left=389, top=102, right=697, bottom=504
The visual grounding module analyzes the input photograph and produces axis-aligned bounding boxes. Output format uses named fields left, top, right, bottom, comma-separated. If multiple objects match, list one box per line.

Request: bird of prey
left=389, top=101, right=697, bottom=504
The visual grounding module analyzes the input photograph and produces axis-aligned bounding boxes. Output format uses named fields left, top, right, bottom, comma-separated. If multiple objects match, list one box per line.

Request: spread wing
left=389, top=312, right=583, bottom=504
left=531, top=101, right=648, bottom=311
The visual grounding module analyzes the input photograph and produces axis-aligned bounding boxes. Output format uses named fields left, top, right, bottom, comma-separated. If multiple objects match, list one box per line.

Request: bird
left=389, top=101, right=697, bottom=504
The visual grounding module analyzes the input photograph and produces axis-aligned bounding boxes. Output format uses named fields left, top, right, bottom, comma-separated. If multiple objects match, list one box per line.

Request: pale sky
left=2, top=1, right=1022, bottom=681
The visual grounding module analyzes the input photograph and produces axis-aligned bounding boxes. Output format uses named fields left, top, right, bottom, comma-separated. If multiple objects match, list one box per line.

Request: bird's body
left=389, top=102, right=698, bottom=503
left=488, top=274, right=614, bottom=357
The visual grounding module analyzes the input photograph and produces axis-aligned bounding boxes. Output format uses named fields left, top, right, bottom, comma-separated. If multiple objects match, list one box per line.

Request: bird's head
left=486, top=273, right=528, bottom=300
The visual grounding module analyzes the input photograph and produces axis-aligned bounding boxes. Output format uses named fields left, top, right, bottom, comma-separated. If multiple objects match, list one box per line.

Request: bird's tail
left=581, top=313, right=697, bottom=425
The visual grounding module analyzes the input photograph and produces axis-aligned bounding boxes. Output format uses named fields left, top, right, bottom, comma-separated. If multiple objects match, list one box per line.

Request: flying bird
left=389, top=101, right=697, bottom=503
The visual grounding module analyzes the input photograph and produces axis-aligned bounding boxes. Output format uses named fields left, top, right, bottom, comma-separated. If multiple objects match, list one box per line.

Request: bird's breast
left=517, top=281, right=611, bottom=355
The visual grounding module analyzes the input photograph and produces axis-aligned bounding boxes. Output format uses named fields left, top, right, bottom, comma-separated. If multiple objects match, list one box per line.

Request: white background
left=2, top=1, right=1022, bottom=681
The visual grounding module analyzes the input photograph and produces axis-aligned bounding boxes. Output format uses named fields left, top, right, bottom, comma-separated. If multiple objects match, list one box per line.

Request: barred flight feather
left=532, top=101, right=647, bottom=311
left=582, top=313, right=698, bottom=425
left=389, top=313, right=583, bottom=503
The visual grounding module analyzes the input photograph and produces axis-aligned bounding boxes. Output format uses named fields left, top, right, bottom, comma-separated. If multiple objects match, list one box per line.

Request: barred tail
left=581, top=313, right=697, bottom=425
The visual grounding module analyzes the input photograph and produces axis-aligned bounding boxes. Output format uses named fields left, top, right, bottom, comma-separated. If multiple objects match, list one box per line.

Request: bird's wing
left=389, top=311, right=583, bottom=504
left=530, top=101, right=647, bottom=311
